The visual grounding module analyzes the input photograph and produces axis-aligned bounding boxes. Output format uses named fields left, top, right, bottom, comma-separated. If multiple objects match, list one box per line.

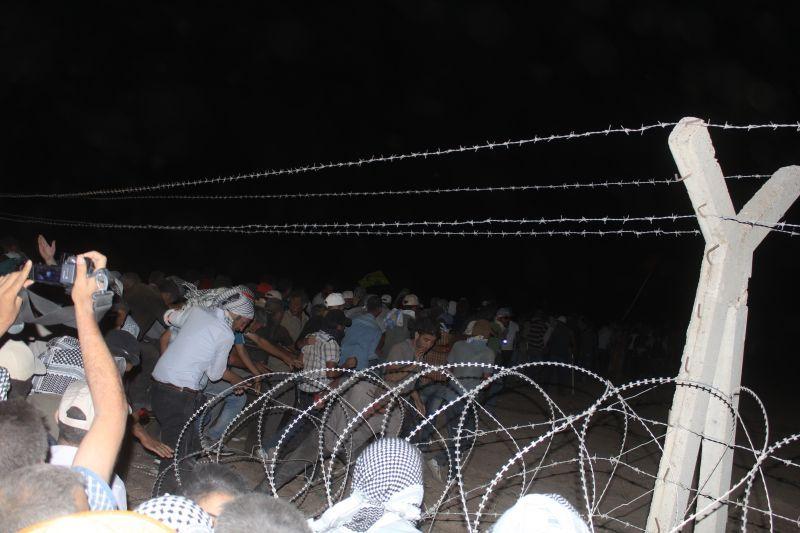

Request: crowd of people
left=0, top=233, right=641, bottom=532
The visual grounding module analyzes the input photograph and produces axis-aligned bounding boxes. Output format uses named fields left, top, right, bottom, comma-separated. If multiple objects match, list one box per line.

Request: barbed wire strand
left=0, top=118, right=796, bottom=198
left=0, top=173, right=770, bottom=201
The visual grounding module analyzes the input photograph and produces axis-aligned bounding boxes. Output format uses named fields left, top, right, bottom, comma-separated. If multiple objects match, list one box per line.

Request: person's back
left=448, top=338, right=495, bottom=391
left=547, top=322, right=572, bottom=361
left=152, top=306, right=233, bottom=387
left=340, top=312, right=382, bottom=370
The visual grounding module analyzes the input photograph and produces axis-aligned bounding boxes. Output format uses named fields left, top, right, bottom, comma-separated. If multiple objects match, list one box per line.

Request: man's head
left=323, top=310, right=352, bottom=337
left=157, top=279, right=181, bottom=306
left=215, top=493, right=311, bottom=533
left=321, top=283, right=335, bottom=297
left=288, top=292, right=304, bottom=316
left=470, top=319, right=493, bottom=339
left=182, top=462, right=248, bottom=520
left=56, top=380, right=93, bottom=447
left=402, top=294, right=420, bottom=311
left=365, top=295, right=383, bottom=317
left=0, top=399, right=48, bottom=472
left=135, top=494, right=213, bottom=531
left=324, top=292, right=345, bottom=310
left=0, top=340, right=46, bottom=399
left=221, top=291, right=255, bottom=332
left=413, top=317, right=439, bottom=354
left=0, top=235, right=19, bottom=254
left=0, top=464, right=88, bottom=531
left=495, top=307, right=512, bottom=327
left=341, top=290, right=354, bottom=308
left=345, top=438, right=423, bottom=531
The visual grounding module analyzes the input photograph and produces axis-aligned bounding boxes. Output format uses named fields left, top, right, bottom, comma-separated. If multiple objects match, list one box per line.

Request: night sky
left=1, top=3, right=798, bottom=384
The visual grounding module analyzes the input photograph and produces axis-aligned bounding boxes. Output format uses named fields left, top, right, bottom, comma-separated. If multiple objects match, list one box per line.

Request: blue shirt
left=340, top=313, right=383, bottom=370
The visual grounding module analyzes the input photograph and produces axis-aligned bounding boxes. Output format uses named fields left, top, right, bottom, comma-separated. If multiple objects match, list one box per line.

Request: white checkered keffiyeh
left=298, top=331, right=340, bottom=393
left=180, top=284, right=255, bottom=320
left=0, top=366, right=10, bottom=401
left=73, top=466, right=118, bottom=512
left=31, top=336, right=85, bottom=395
left=135, top=494, right=213, bottom=533
left=491, top=493, right=590, bottom=533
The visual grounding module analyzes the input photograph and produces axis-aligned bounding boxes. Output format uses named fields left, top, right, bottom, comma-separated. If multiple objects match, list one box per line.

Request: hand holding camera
left=70, top=251, right=109, bottom=313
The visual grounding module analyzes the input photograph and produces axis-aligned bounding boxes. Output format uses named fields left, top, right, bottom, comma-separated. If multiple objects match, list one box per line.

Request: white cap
left=324, top=293, right=346, bottom=308
left=402, top=294, right=420, bottom=307
left=557, top=316, right=567, bottom=324
left=58, top=380, right=95, bottom=431
left=381, top=294, right=392, bottom=305
left=341, top=290, right=354, bottom=300
left=0, top=340, right=46, bottom=381
left=265, top=289, right=282, bottom=300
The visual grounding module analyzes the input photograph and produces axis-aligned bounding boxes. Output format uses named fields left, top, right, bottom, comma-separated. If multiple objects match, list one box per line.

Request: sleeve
left=233, top=332, right=245, bottom=345
left=323, top=339, right=340, bottom=364
left=72, top=466, right=118, bottom=511
left=207, top=331, right=234, bottom=382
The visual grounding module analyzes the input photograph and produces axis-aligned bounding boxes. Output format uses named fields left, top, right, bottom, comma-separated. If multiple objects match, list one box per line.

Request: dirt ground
left=119, top=379, right=800, bottom=532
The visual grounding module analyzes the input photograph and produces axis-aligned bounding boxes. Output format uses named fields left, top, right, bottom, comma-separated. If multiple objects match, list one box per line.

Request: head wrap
left=31, top=336, right=85, bottom=396
left=492, top=494, right=590, bottom=533
left=311, top=438, right=423, bottom=532
left=179, top=283, right=255, bottom=320
left=0, top=366, right=9, bottom=401
left=134, top=494, right=213, bottom=533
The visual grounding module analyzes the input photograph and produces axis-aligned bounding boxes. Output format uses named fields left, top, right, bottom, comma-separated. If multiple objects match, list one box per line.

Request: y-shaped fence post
left=646, top=117, right=800, bottom=533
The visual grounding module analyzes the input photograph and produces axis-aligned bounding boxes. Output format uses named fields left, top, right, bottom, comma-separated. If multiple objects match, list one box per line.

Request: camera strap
left=15, top=289, right=113, bottom=329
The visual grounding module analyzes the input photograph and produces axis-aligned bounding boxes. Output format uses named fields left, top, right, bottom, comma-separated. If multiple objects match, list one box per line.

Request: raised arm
left=70, top=252, right=129, bottom=483
left=0, top=260, right=32, bottom=335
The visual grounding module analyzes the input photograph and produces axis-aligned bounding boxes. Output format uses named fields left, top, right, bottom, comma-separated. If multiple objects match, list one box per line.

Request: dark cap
left=324, top=309, right=352, bottom=329
left=104, top=329, right=141, bottom=367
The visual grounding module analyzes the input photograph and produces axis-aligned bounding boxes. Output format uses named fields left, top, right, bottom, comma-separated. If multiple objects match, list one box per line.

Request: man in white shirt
left=49, top=380, right=128, bottom=510
left=150, top=290, right=254, bottom=482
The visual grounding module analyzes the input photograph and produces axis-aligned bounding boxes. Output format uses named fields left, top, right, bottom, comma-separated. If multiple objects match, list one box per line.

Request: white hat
left=265, top=289, right=282, bottom=300
left=557, top=316, right=567, bottom=324
left=0, top=340, right=46, bottom=381
left=341, top=290, right=354, bottom=300
left=381, top=294, right=392, bottom=305
left=402, top=294, right=420, bottom=307
left=58, top=380, right=94, bottom=431
left=324, top=293, right=346, bottom=308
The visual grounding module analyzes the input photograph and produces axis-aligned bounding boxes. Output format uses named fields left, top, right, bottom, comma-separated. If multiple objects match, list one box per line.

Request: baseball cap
left=58, top=380, right=95, bottom=431
left=0, top=340, right=46, bottom=381
left=324, top=309, right=352, bottom=328
left=402, top=294, right=420, bottom=307
left=470, top=319, right=493, bottom=338
left=557, top=316, right=567, bottom=324
left=105, top=329, right=141, bottom=367
left=324, top=293, right=346, bottom=308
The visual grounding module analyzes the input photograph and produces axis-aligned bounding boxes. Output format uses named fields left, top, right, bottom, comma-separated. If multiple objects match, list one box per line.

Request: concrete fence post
left=646, top=117, right=800, bottom=532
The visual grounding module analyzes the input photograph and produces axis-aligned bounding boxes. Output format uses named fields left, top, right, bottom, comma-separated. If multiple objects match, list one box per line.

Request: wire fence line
left=164, top=362, right=799, bottom=532
left=0, top=174, right=771, bottom=201
left=4, top=210, right=800, bottom=239
left=0, top=119, right=796, bottom=198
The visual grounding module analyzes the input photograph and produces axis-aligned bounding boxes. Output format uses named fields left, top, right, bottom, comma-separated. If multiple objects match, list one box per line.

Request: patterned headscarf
left=135, top=494, right=213, bottom=533
left=492, top=494, right=590, bottom=533
left=311, top=438, right=424, bottom=532
left=31, top=336, right=85, bottom=395
left=0, top=366, right=9, bottom=401
left=180, top=283, right=255, bottom=319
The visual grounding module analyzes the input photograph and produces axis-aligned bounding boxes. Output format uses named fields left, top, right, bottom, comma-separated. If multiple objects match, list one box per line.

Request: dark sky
left=0, top=1, right=798, bottom=350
